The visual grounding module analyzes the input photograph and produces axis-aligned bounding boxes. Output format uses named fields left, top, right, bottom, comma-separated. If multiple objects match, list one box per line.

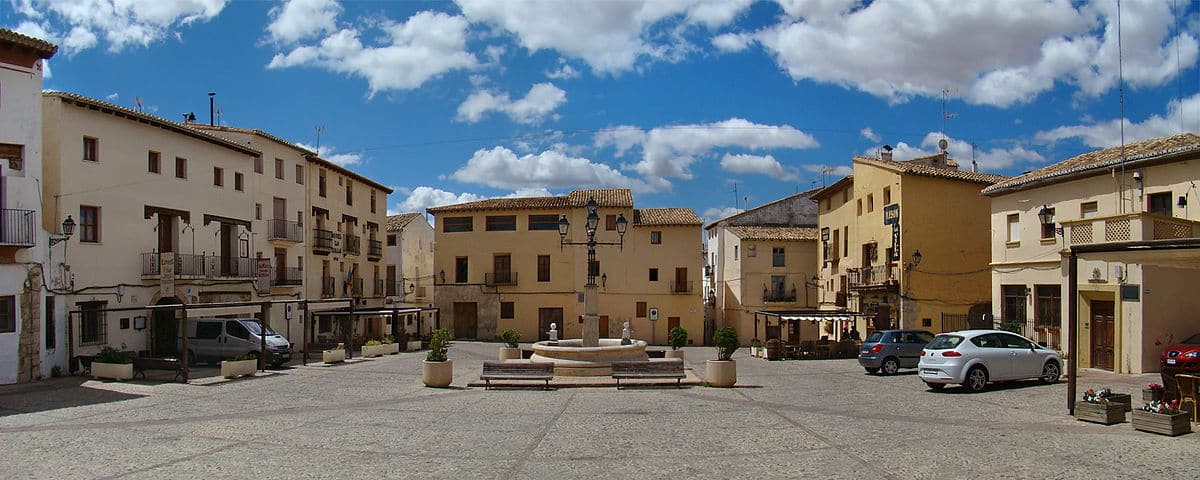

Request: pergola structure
left=301, top=305, right=438, bottom=365
left=752, top=310, right=858, bottom=344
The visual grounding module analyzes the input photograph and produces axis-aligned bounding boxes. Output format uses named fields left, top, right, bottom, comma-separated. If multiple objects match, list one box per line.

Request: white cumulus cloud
left=296, top=142, right=362, bottom=167
left=9, top=0, right=228, bottom=54
left=1034, top=93, right=1200, bottom=149
left=266, top=0, right=341, bottom=45
left=860, top=127, right=880, bottom=143
left=394, top=186, right=485, bottom=212
left=866, top=133, right=1045, bottom=172
left=456, top=83, right=567, bottom=124
left=701, top=206, right=744, bottom=223
left=450, top=146, right=653, bottom=192
left=720, top=153, right=799, bottom=181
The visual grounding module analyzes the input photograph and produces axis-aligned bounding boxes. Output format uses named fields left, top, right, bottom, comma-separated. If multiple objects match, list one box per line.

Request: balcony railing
left=140, top=252, right=253, bottom=278
left=848, top=265, right=896, bottom=289
left=313, top=229, right=340, bottom=253
left=485, top=271, right=518, bottom=286
left=368, top=239, right=383, bottom=259
left=0, top=208, right=36, bottom=246
left=268, top=219, right=304, bottom=242
left=272, top=267, right=303, bottom=286
left=351, top=277, right=364, bottom=296
left=321, top=276, right=335, bottom=297
left=670, top=280, right=694, bottom=294
left=1065, top=213, right=1200, bottom=246
left=344, top=233, right=361, bottom=256
left=763, top=286, right=797, bottom=302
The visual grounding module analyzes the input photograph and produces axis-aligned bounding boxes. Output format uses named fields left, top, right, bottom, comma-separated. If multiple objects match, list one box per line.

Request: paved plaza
left=0, top=341, right=1192, bottom=479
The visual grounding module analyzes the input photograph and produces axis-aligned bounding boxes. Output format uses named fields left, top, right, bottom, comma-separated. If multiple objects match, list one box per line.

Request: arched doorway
left=152, top=297, right=182, bottom=357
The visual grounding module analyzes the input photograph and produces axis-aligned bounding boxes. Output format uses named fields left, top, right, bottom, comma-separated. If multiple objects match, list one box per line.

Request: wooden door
left=453, top=302, right=478, bottom=339
left=158, top=215, right=175, bottom=253
left=273, top=197, right=286, bottom=222
left=675, top=267, right=687, bottom=292
left=1090, top=300, right=1115, bottom=371
left=220, top=224, right=236, bottom=275
left=538, top=307, right=563, bottom=341
left=274, top=248, right=287, bottom=282
left=599, top=315, right=609, bottom=338
left=494, top=255, right=511, bottom=283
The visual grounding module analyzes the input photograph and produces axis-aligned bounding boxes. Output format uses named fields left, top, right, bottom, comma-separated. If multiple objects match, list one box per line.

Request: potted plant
left=382, top=335, right=400, bottom=354
left=221, top=353, right=258, bottom=379
left=92, top=345, right=133, bottom=381
left=1132, top=400, right=1192, bottom=436
left=765, top=338, right=781, bottom=360
left=1143, top=383, right=1164, bottom=402
left=749, top=339, right=762, bottom=358
left=323, top=343, right=346, bottom=364
left=362, top=339, right=389, bottom=358
left=423, top=329, right=453, bottom=388
left=666, top=327, right=687, bottom=360
left=706, top=327, right=738, bottom=387
left=1074, top=388, right=1125, bottom=425
left=499, top=329, right=521, bottom=361
left=1097, top=387, right=1132, bottom=412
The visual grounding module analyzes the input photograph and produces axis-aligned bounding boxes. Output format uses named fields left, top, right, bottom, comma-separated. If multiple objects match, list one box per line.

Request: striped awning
left=778, top=315, right=853, bottom=322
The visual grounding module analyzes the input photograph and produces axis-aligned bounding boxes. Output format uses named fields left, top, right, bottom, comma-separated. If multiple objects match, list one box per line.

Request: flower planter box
left=1131, top=410, right=1193, bottom=436
left=221, top=359, right=257, bottom=379
left=92, top=362, right=134, bottom=381
left=665, top=350, right=685, bottom=360
left=407, top=340, right=423, bottom=351
left=499, top=347, right=521, bottom=361
left=362, top=344, right=389, bottom=358
left=1143, top=388, right=1164, bottom=403
left=322, top=348, right=346, bottom=364
left=386, top=343, right=400, bottom=355
left=1074, top=401, right=1125, bottom=425
left=1104, top=393, right=1133, bottom=412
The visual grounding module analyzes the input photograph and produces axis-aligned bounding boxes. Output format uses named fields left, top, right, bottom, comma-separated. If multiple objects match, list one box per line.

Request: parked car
left=1161, top=332, right=1200, bottom=372
left=917, top=329, right=1061, bottom=392
left=858, top=329, right=934, bottom=375
left=183, top=318, right=292, bottom=367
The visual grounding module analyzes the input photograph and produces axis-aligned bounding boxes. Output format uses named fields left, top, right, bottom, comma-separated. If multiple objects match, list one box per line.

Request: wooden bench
left=611, top=359, right=686, bottom=389
left=133, top=357, right=183, bottom=382
left=480, top=361, right=555, bottom=390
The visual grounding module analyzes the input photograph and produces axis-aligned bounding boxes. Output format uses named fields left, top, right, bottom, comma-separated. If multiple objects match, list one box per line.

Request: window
left=746, top=245, right=756, bottom=257
left=1148, top=192, right=1173, bottom=217
left=227, top=320, right=251, bottom=340
left=867, top=193, right=874, bottom=212
left=318, top=169, right=327, bottom=197
left=148, top=151, right=160, bottom=173
left=213, top=167, right=224, bottom=187
left=79, top=205, right=99, bottom=243
left=529, top=214, right=559, bottom=230
left=175, top=157, right=187, bottom=179
left=921, top=318, right=932, bottom=328
left=254, top=156, right=263, bottom=174
left=486, top=215, right=517, bottom=231
left=455, top=257, right=468, bottom=283
left=255, top=203, right=262, bottom=220
left=636, top=301, right=647, bottom=318
left=650, top=231, right=662, bottom=244
left=44, top=296, right=55, bottom=349
left=234, top=172, right=244, bottom=191
left=443, top=217, right=473, bottom=232
left=1080, top=201, right=1098, bottom=219
left=842, top=226, right=848, bottom=256
left=0, top=143, right=24, bottom=170
left=537, top=255, right=550, bottom=282
left=734, top=245, right=739, bottom=259
left=295, top=164, right=304, bottom=184
left=79, top=301, right=107, bottom=345
left=1001, top=285, right=1027, bottom=325
left=1035, top=285, right=1061, bottom=328
left=1040, top=207, right=1055, bottom=239
left=82, top=136, right=98, bottom=162
left=841, top=189, right=847, bottom=203
left=605, top=214, right=616, bottom=231
left=1006, top=213, right=1019, bottom=243
left=772, top=247, right=785, bottom=267
left=824, top=198, right=831, bottom=211
left=649, top=268, right=659, bottom=281
left=274, top=158, right=284, bottom=179
left=883, top=186, right=891, bottom=205
left=856, top=199, right=862, bottom=216
left=387, top=234, right=397, bottom=246
left=370, top=191, right=376, bottom=214
left=0, top=296, right=13, bottom=333
left=500, top=302, right=514, bottom=319
left=194, top=321, right=222, bottom=339
left=346, top=179, right=353, bottom=206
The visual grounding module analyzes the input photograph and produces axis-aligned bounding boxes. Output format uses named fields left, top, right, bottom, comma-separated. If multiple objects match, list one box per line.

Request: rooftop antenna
left=315, top=124, right=325, bottom=150
left=820, top=166, right=835, bottom=187
left=1118, top=0, right=1128, bottom=213
left=731, top=182, right=739, bottom=209
left=207, top=92, right=215, bottom=126
left=971, top=142, right=978, bottom=173
left=941, top=88, right=956, bottom=146
left=134, top=96, right=143, bottom=113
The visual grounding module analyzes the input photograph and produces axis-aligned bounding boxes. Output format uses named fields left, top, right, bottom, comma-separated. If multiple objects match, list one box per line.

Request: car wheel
left=964, top=366, right=988, bottom=392
left=1039, top=361, right=1061, bottom=384
left=881, top=357, right=900, bottom=376
left=924, top=381, right=945, bottom=390
left=865, top=367, right=880, bottom=374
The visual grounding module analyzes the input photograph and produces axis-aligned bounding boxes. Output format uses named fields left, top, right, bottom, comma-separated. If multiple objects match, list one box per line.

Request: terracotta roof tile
left=810, top=175, right=854, bottom=200
left=854, top=156, right=1008, bottom=185
left=426, top=196, right=569, bottom=214
left=728, top=226, right=819, bottom=241
left=567, top=189, right=634, bottom=207
left=982, top=133, right=1200, bottom=195
left=632, top=208, right=702, bottom=226
left=190, top=124, right=316, bottom=156
left=386, top=213, right=424, bottom=232
left=0, top=29, right=57, bottom=58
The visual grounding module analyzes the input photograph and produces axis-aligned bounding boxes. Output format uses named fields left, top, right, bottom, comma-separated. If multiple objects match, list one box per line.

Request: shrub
left=96, top=346, right=131, bottom=364
left=426, top=329, right=453, bottom=362
left=714, top=327, right=739, bottom=361
left=751, top=339, right=762, bottom=348
left=500, top=328, right=521, bottom=348
left=382, top=335, right=395, bottom=344
left=365, top=340, right=383, bottom=346
left=668, top=327, right=688, bottom=350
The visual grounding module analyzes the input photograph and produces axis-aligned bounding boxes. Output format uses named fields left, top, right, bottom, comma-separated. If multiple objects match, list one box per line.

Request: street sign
left=254, top=258, right=271, bottom=294
left=159, top=253, right=175, bottom=297
left=649, top=308, right=659, bottom=321
left=883, top=204, right=899, bottom=225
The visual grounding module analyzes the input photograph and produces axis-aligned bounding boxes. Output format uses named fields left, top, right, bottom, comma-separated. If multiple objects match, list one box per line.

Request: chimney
left=208, top=92, right=216, bottom=126
left=881, top=144, right=893, bottom=161
left=972, top=159, right=978, bottom=173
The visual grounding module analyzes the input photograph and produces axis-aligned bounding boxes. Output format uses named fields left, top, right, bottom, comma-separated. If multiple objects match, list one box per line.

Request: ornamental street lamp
left=558, top=196, right=627, bottom=346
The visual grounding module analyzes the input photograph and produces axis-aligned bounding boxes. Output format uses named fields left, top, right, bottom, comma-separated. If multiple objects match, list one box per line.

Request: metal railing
left=763, top=286, right=797, bottom=302
left=670, top=280, right=694, bottom=294
left=848, top=265, right=895, bottom=289
left=351, top=277, right=364, bottom=296
left=0, top=208, right=35, bottom=246
left=268, top=219, right=304, bottom=242
left=272, top=266, right=303, bottom=286
left=485, top=271, right=518, bottom=286
left=344, top=234, right=361, bottom=256
left=313, top=229, right=338, bottom=252
left=321, top=276, right=335, bottom=297
left=140, top=252, right=214, bottom=277
left=368, top=239, right=383, bottom=259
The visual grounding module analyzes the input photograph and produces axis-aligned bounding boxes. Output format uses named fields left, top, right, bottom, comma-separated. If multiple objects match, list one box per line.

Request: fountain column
left=582, top=283, right=599, bottom=347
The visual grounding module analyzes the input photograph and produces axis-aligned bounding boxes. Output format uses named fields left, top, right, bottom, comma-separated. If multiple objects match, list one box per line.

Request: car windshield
left=926, top=335, right=963, bottom=350
left=243, top=322, right=279, bottom=336
left=865, top=331, right=884, bottom=343
left=1182, top=333, right=1200, bottom=344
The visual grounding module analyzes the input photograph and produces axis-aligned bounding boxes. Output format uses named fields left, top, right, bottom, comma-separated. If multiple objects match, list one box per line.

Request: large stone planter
left=499, top=347, right=521, bottom=361
left=362, top=344, right=389, bottom=358
left=423, top=360, right=453, bottom=388
left=1131, top=410, right=1193, bottom=436
left=407, top=340, right=423, bottom=351
left=665, top=349, right=685, bottom=360
left=706, top=360, right=737, bottom=388
left=323, top=348, right=346, bottom=364
left=386, top=343, right=400, bottom=355
left=1074, top=401, right=1125, bottom=425
left=92, top=362, right=134, bottom=381
left=221, top=359, right=257, bottom=379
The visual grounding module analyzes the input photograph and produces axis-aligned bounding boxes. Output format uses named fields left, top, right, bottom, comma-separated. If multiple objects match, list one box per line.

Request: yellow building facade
left=717, top=226, right=820, bottom=344
left=428, top=189, right=704, bottom=345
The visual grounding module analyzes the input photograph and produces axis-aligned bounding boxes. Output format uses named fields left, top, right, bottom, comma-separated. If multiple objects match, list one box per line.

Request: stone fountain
left=531, top=322, right=648, bottom=376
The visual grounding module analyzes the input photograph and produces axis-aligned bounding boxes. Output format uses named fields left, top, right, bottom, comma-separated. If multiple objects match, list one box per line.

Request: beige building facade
left=717, top=226, right=820, bottom=344
left=983, top=133, right=1200, bottom=373
left=428, top=189, right=704, bottom=345
left=815, top=153, right=1006, bottom=334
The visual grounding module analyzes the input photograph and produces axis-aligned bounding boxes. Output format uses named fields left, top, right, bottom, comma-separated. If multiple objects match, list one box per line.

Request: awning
left=779, top=315, right=853, bottom=322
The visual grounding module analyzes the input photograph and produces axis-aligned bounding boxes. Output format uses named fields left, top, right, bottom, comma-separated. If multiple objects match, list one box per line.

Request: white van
left=183, top=318, right=292, bottom=367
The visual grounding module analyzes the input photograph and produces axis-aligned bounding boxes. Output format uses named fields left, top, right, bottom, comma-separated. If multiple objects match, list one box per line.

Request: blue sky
left=6, top=0, right=1199, bottom=221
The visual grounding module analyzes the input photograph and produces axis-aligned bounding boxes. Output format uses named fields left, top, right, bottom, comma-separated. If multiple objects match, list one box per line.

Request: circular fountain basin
left=530, top=338, right=649, bottom=376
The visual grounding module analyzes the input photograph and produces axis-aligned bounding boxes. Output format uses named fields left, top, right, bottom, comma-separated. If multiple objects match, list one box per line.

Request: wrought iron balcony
left=485, top=271, right=518, bottom=286
left=344, top=233, right=361, bottom=256
left=0, top=208, right=36, bottom=247
left=313, top=229, right=339, bottom=253
left=271, top=266, right=303, bottom=286
left=367, top=239, right=383, bottom=260
left=140, top=252, right=251, bottom=278
left=321, top=276, right=336, bottom=297
left=268, top=219, right=304, bottom=242
left=670, top=280, right=694, bottom=294
left=763, top=286, right=797, bottom=303
left=848, top=265, right=896, bottom=290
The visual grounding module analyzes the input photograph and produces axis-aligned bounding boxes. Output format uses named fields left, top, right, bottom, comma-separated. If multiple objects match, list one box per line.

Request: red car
left=1161, top=333, right=1200, bottom=371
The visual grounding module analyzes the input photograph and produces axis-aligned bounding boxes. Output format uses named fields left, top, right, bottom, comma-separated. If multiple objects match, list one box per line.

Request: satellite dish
left=938, top=138, right=949, bottom=152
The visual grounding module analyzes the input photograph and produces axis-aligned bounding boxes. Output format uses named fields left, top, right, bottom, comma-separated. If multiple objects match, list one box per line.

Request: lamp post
left=48, top=216, right=76, bottom=289
left=1037, top=204, right=1065, bottom=243
left=558, top=196, right=627, bottom=347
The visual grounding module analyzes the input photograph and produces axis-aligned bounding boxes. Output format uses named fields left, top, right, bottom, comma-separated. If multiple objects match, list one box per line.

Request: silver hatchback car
left=918, top=330, right=1061, bottom=392
left=858, top=329, right=934, bottom=375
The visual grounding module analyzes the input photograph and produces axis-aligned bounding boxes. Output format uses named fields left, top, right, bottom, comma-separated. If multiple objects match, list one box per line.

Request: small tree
left=713, top=327, right=739, bottom=361
left=426, top=329, right=453, bottom=362
left=668, top=327, right=688, bottom=350
left=500, top=328, right=521, bottom=348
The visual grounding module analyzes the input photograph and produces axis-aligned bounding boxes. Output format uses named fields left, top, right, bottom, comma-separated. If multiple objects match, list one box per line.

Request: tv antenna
left=134, top=96, right=143, bottom=112
left=215, top=107, right=223, bottom=126
left=941, top=88, right=957, bottom=145
left=315, top=124, right=325, bottom=150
